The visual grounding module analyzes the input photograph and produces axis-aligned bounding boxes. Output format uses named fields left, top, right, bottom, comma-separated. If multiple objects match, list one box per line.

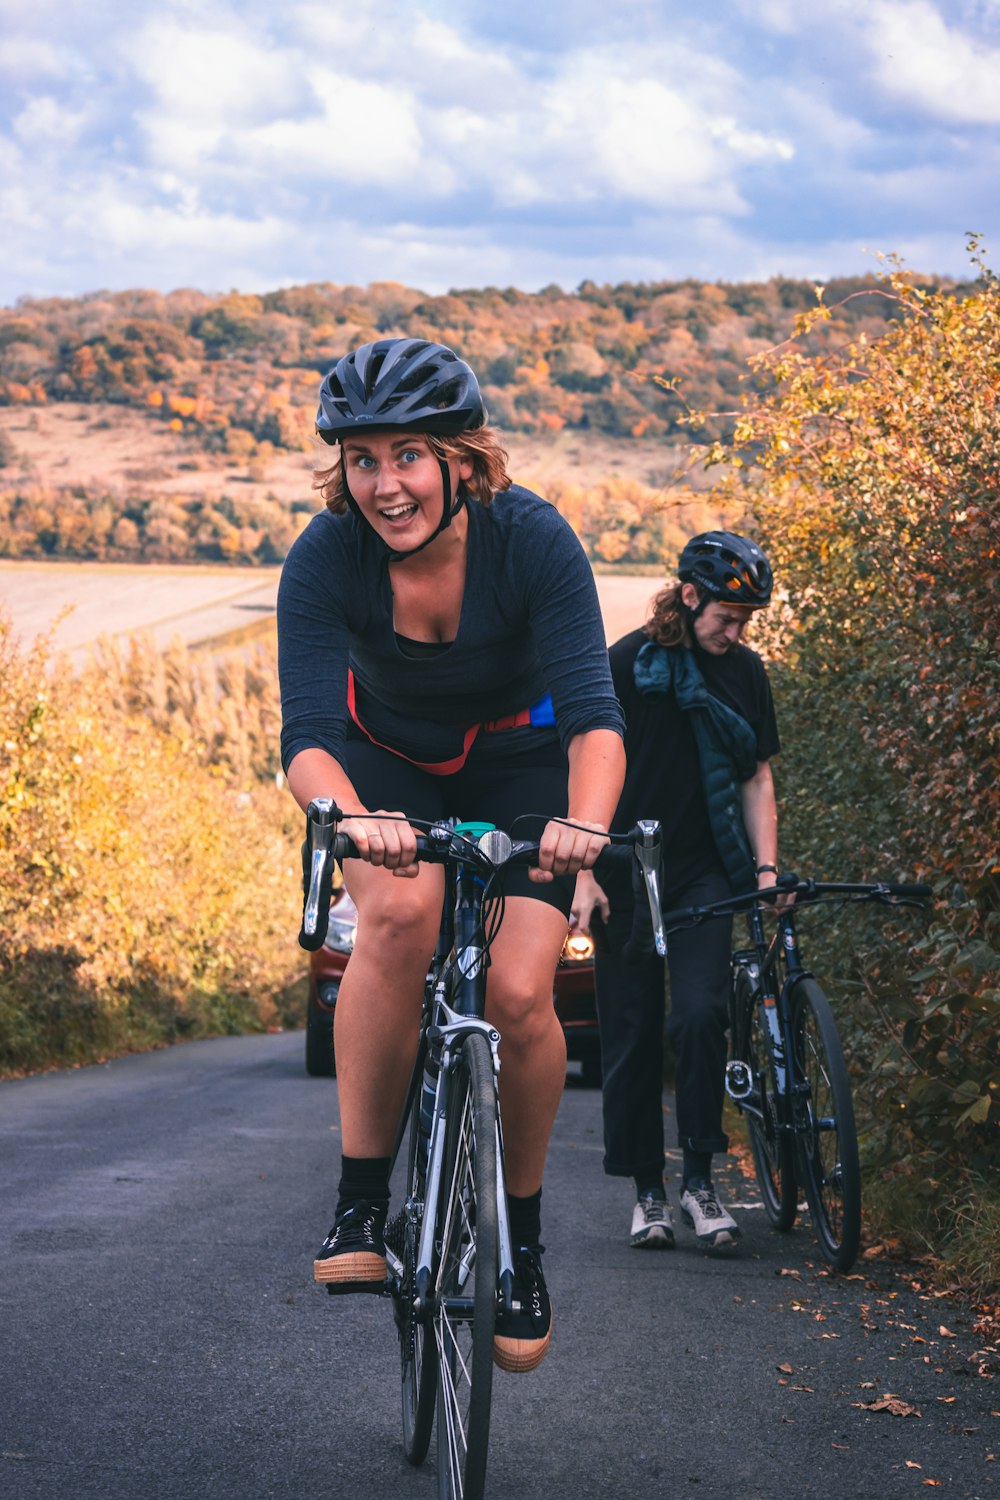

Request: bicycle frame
left=728, top=901, right=811, bottom=1114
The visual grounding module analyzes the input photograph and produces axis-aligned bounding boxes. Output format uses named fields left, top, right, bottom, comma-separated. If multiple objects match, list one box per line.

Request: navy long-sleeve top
left=278, top=484, right=624, bottom=774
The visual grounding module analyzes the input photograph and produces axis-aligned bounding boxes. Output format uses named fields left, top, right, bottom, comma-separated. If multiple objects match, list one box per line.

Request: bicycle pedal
left=324, top=1278, right=390, bottom=1297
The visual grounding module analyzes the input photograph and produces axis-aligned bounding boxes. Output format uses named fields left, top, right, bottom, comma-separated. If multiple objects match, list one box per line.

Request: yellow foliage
left=0, top=617, right=301, bottom=1075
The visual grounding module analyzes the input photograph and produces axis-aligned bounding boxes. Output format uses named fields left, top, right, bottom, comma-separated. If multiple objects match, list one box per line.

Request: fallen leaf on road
left=778, top=1267, right=801, bottom=1277
left=777, top=1363, right=794, bottom=1374
left=939, top=1326, right=957, bottom=1338
left=904, top=1461, right=922, bottom=1469
left=921, top=1481, right=942, bottom=1487
left=791, top=1385, right=815, bottom=1393
left=853, top=1396, right=922, bottom=1417
left=935, top=1396, right=956, bottom=1403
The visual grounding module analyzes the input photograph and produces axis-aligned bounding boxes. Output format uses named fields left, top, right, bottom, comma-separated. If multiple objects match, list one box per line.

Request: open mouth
left=380, top=502, right=420, bottom=525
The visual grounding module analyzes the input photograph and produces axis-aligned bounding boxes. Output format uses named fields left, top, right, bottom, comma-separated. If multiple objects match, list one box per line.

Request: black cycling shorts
left=343, top=727, right=574, bottom=917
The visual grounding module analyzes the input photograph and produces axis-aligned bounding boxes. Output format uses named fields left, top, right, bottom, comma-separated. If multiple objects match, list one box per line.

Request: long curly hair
left=314, top=425, right=512, bottom=513
left=644, top=580, right=692, bottom=647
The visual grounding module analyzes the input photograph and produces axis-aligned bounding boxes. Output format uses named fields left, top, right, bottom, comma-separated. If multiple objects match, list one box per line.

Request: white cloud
left=124, top=18, right=303, bottom=127
left=863, top=0, right=1000, bottom=123
left=12, top=96, right=89, bottom=145
left=0, top=38, right=68, bottom=78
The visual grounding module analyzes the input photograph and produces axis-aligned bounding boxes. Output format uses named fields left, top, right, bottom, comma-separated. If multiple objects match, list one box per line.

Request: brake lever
left=303, top=797, right=337, bottom=938
left=636, top=819, right=667, bottom=957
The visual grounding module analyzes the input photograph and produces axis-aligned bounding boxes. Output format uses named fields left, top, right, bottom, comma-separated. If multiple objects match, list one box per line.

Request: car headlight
left=323, top=914, right=357, bottom=954
left=562, top=931, right=595, bottom=963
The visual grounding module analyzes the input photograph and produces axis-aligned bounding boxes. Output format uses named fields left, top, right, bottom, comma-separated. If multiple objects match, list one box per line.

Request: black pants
left=594, top=868, right=733, bottom=1179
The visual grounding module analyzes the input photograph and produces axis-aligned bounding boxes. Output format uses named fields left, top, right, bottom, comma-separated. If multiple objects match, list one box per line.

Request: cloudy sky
left=2, top=0, right=998, bottom=304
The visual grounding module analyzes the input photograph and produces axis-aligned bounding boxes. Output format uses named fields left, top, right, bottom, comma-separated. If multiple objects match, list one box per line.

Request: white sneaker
left=679, top=1180, right=741, bottom=1248
left=630, top=1193, right=675, bottom=1249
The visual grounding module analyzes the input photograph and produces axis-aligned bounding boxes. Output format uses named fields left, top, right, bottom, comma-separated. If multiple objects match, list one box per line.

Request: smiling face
left=681, top=582, right=759, bottom=655
left=340, top=431, right=473, bottom=551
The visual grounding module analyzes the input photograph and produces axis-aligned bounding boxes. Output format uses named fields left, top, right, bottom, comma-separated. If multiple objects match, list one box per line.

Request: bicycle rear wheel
left=790, top=977, right=861, bottom=1271
left=433, top=1030, right=498, bottom=1500
left=733, top=967, right=797, bottom=1231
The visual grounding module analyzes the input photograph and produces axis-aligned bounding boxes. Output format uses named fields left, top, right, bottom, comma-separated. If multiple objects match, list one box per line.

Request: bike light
left=562, top=932, right=595, bottom=963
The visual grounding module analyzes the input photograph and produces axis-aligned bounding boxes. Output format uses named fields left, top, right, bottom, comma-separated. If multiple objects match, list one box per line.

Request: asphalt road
left=2, top=1035, right=996, bottom=1500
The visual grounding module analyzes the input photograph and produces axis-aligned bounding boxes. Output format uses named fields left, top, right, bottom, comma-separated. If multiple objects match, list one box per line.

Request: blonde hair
left=315, top=425, right=512, bottom=513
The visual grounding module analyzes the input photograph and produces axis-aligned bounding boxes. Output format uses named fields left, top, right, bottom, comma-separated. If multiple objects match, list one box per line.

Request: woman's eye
left=401, top=449, right=420, bottom=464
left=352, top=454, right=375, bottom=470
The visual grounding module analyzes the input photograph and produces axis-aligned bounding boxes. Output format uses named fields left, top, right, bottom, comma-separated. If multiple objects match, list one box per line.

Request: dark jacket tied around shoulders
left=633, top=642, right=758, bottom=896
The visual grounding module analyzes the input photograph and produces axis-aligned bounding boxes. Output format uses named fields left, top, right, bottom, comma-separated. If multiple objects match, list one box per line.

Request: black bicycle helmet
left=315, top=337, right=485, bottom=443
left=678, top=531, right=773, bottom=607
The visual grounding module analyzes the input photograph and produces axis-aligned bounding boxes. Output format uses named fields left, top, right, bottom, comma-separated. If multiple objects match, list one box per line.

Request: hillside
left=0, top=271, right=958, bottom=567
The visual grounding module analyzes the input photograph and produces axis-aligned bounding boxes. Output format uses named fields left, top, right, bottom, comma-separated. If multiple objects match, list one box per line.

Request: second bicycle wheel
left=790, top=977, right=861, bottom=1271
left=733, top=967, right=797, bottom=1231
left=432, top=1030, right=498, bottom=1500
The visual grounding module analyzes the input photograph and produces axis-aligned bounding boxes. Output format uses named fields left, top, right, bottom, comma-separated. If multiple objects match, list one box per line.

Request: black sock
left=336, top=1155, right=392, bottom=1213
left=634, top=1173, right=666, bottom=1201
left=682, top=1150, right=712, bottom=1189
left=508, top=1188, right=542, bottom=1253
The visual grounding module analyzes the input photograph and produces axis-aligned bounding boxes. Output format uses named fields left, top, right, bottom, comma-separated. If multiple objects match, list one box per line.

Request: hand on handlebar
left=530, top=819, right=610, bottom=884
left=341, top=809, right=421, bottom=879
left=758, top=868, right=796, bottom=910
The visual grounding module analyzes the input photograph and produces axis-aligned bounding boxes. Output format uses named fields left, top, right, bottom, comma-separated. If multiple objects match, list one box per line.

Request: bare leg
left=334, top=861, right=443, bottom=1157
left=485, top=897, right=568, bottom=1197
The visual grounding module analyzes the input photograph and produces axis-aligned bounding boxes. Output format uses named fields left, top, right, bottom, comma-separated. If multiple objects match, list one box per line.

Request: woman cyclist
left=278, top=337, right=625, bottom=1373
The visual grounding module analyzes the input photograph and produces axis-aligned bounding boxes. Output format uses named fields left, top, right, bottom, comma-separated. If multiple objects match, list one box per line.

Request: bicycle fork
left=413, top=996, right=514, bottom=1319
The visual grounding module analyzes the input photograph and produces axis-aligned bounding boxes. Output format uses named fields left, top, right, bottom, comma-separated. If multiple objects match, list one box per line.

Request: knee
left=669, top=997, right=728, bottom=1047
left=487, top=975, right=555, bottom=1045
left=354, top=893, right=438, bottom=965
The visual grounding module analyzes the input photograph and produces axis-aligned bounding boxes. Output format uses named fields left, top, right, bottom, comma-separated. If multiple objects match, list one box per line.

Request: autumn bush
left=682, top=241, right=999, bottom=1286
left=0, top=618, right=302, bottom=1076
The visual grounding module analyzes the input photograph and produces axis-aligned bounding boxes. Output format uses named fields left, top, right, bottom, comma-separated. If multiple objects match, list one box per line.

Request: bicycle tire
left=789, top=977, right=861, bottom=1271
left=397, top=1056, right=438, bottom=1466
left=433, top=1030, right=498, bottom=1500
left=733, top=967, right=797, bottom=1231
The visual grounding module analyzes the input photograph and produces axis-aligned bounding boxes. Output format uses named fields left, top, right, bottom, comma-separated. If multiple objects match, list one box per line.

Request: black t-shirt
left=609, top=630, right=780, bottom=896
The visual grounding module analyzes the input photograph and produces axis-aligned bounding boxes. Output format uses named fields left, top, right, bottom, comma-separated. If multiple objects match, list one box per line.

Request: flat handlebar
left=659, top=875, right=933, bottom=936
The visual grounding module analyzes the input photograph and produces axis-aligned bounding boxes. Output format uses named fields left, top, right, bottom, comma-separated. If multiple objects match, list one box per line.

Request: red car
left=306, top=886, right=602, bottom=1086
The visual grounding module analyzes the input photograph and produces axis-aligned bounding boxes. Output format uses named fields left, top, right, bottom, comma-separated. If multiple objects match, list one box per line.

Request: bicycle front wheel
left=733, top=967, right=797, bottom=1231
left=790, top=977, right=861, bottom=1271
left=433, top=1030, right=498, bottom=1500
left=396, top=1055, right=438, bottom=1467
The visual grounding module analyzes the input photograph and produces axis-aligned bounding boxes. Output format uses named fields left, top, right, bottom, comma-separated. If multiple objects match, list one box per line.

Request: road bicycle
left=299, top=799, right=664, bottom=1500
left=659, top=875, right=931, bottom=1272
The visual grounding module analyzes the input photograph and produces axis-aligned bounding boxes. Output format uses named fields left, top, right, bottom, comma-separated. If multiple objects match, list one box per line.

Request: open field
left=0, top=559, right=660, bottom=660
